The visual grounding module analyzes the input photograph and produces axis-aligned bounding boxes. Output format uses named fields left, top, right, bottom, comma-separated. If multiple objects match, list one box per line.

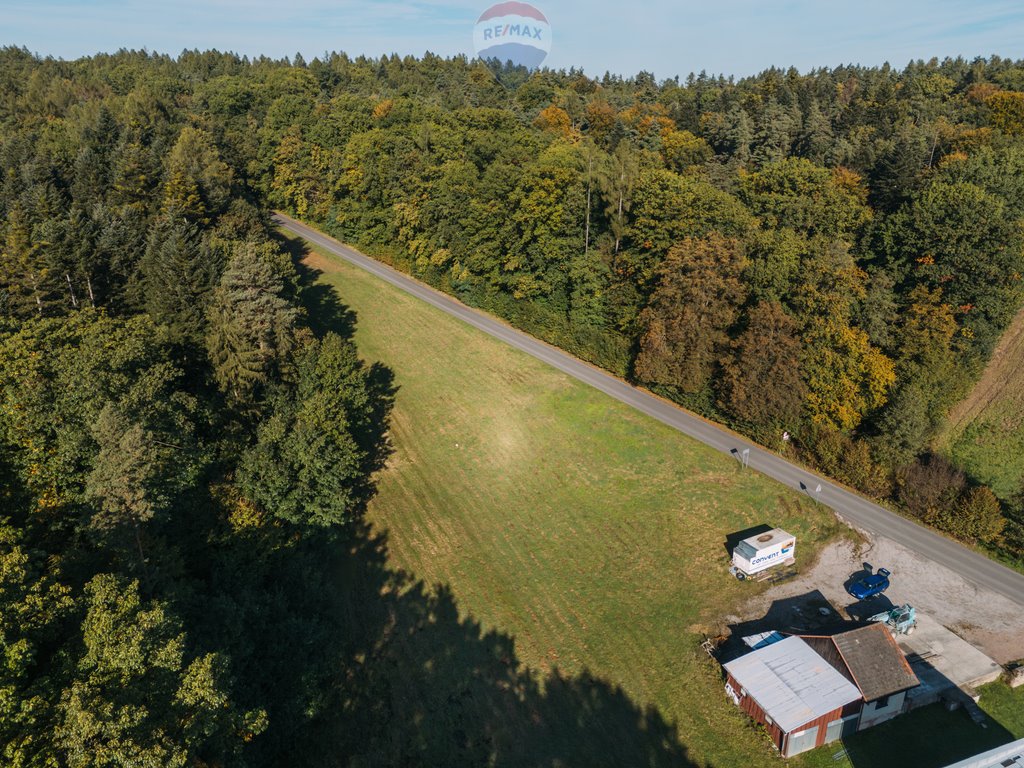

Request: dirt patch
left=301, top=250, right=338, bottom=274
left=733, top=535, right=1024, bottom=665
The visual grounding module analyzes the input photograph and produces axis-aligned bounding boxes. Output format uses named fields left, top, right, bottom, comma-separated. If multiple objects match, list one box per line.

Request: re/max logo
left=483, top=24, right=544, bottom=41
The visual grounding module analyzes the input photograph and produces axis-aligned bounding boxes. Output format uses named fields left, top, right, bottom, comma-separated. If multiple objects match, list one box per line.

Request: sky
left=4, top=0, right=1024, bottom=79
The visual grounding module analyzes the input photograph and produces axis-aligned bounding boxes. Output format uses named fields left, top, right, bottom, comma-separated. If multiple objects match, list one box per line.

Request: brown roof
left=831, top=624, right=919, bottom=702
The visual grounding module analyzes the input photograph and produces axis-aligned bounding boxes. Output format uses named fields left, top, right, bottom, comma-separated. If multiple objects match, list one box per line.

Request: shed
left=723, top=636, right=862, bottom=757
left=802, top=623, right=920, bottom=730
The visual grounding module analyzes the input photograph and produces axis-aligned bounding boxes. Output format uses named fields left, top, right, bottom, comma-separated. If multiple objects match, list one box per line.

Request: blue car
left=848, top=568, right=891, bottom=599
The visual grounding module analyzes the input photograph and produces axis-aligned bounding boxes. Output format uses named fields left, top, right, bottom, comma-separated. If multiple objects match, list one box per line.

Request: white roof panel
left=724, top=636, right=861, bottom=733
left=940, top=737, right=1024, bottom=768
left=740, top=529, right=795, bottom=552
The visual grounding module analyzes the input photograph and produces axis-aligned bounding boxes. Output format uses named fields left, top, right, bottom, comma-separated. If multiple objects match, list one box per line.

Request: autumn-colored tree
left=936, top=486, right=1006, bottom=544
left=635, top=234, right=746, bottom=394
left=720, top=302, right=805, bottom=434
left=984, top=90, right=1024, bottom=135
left=795, top=244, right=895, bottom=430
left=584, top=99, right=617, bottom=147
left=533, top=105, right=573, bottom=138
left=661, top=129, right=712, bottom=172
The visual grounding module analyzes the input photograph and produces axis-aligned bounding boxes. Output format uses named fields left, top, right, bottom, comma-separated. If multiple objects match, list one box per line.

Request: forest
left=1, top=45, right=1024, bottom=764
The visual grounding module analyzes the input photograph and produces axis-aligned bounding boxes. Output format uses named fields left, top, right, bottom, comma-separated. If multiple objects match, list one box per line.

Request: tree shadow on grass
left=220, top=231, right=703, bottom=767
left=277, top=231, right=358, bottom=341
left=231, top=520, right=702, bottom=768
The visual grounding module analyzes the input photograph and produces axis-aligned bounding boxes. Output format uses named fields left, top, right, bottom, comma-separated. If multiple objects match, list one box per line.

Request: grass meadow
left=283, top=229, right=1023, bottom=767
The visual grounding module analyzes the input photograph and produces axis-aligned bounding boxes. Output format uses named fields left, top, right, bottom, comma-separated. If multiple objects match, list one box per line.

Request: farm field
left=282, top=229, right=849, bottom=765
left=938, top=306, right=1024, bottom=501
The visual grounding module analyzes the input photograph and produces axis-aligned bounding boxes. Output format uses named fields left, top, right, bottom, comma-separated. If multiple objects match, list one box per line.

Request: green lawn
left=947, top=407, right=1024, bottom=501
left=284, top=230, right=854, bottom=765
left=799, top=682, right=1024, bottom=768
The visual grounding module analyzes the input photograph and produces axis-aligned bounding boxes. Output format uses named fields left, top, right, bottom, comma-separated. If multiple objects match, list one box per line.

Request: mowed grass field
left=938, top=307, right=1024, bottom=500
left=284, top=231, right=851, bottom=765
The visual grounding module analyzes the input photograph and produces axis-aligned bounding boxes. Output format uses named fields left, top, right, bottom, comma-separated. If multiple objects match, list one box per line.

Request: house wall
left=782, top=701, right=863, bottom=758
left=858, top=690, right=907, bottom=730
left=725, top=673, right=862, bottom=758
left=725, top=672, right=784, bottom=751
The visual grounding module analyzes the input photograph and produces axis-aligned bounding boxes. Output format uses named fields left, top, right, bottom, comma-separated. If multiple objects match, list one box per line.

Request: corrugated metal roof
left=940, top=737, right=1024, bottom=768
left=724, top=636, right=861, bottom=733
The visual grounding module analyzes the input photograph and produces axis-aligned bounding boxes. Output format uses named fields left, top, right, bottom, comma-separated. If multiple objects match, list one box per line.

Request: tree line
left=255, top=51, right=1024, bottom=556
left=0, top=46, right=715, bottom=766
left=4, top=49, right=1024, bottom=558
left=0, top=45, right=391, bottom=766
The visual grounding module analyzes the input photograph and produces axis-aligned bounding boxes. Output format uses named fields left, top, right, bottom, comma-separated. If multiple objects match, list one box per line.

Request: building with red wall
left=723, top=636, right=863, bottom=758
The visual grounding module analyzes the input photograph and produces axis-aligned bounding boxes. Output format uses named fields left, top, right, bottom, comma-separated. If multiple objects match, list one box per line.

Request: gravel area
left=731, top=534, right=1024, bottom=665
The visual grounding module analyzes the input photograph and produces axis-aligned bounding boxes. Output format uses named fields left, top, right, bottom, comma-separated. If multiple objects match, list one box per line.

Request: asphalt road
left=275, top=212, right=1024, bottom=608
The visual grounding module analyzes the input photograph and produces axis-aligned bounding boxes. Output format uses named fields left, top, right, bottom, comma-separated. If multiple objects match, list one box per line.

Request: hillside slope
left=939, top=305, right=1024, bottom=500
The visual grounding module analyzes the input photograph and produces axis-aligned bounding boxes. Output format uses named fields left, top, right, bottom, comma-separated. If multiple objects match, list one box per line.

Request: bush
left=895, top=454, right=966, bottom=524
left=936, top=486, right=1006, bottom=544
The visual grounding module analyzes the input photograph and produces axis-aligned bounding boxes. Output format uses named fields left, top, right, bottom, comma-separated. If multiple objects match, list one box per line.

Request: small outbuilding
left=940, top=737, right=1024, bottom=768
left=801, top=623, right=920, bottom=731
left=723, top=636, right=862, bottom=758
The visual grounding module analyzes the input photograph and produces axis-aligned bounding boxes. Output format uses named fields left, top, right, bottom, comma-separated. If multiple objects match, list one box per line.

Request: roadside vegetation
left=936, top=307, right=1024, bottom=564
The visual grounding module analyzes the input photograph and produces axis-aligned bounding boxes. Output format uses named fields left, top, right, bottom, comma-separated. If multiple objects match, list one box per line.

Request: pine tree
left=205, top=242, right=298, bottom=404
left=138, top=217, right=218, bottom=344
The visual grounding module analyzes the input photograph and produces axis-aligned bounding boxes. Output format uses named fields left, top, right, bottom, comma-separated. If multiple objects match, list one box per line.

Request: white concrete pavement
left=274, top=212, right=1024, bottom=608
